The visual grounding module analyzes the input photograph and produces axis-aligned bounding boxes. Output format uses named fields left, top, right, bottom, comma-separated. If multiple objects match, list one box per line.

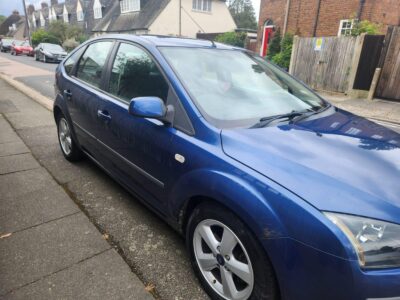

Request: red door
left=260, top=26, right=274, bottom=57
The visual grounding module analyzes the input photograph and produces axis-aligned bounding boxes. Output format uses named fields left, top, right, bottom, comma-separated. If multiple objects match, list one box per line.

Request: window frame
left=120, top=0, right=140, bottom=14
left=338, top=19, right=355, bottom=36
left=93, top=0, right=102, bottom=19
left=77, top=10, right=84, bottom=21
left=192, top=0, right=212, bottom=12
left=102, top=40, right=195, bottom=135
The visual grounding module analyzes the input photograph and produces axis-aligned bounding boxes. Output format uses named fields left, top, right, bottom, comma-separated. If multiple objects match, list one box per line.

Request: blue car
left=54, top=35, right=400, bottom=300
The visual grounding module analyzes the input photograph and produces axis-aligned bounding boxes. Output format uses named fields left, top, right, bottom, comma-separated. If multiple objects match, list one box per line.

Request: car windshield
left=160, top=47, right=329, bottom=128
left=2, top=39, right=13, bottom=46
left=43, top=44, right=64, bottom=51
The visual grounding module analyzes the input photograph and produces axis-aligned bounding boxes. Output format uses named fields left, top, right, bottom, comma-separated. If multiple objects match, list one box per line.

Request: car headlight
left=324, top=212, right=400, bottom=269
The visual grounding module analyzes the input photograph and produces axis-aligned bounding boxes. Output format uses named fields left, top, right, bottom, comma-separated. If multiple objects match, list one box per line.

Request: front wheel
left=56, top=114, right=84, bottom=162
left=187, top=203, right=279, bottom=300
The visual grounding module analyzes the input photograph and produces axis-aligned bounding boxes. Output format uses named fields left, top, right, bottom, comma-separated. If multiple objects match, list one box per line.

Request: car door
left=63, top=40, right=114, bottom=160
left=94, top=42, right=194, bottom=209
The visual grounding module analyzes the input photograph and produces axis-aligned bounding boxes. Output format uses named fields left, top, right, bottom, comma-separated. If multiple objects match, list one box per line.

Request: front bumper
left=264, top=238, right=400, bottom=300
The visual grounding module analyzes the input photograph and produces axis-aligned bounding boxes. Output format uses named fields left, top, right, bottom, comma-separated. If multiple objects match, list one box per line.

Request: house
left=27, top=0, right=236, bottom=39
left=257, top=0, right=400, bottom=55
left=0, top=10, right=28, bottom=40
left=92, top=0, right=236, bottom=38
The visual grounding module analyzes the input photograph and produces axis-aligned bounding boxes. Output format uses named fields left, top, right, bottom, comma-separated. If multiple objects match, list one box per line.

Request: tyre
left=35, top=53, right=39, bottom=61
left=186, top=203, right=279, bottom=300
left=56, top=113, right=84, bottom=162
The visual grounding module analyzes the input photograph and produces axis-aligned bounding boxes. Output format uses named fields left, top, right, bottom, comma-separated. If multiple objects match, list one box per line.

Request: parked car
left=0, top=38, right=14, bottom=53
left=54, top=35, right=400, bottom=300
left=35, top=43, right=68, bottom=63
left=10, top=40, right=34, bottom=56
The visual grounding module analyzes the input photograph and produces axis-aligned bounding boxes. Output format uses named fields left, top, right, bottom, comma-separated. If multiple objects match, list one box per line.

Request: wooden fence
left=375, top=26, right=400, bottom=101
left=289, top=36, right=357, bottom=93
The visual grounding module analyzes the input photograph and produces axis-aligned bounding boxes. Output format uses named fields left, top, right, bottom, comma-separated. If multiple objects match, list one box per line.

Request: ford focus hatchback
left=54, top=35, right=400, bottom=300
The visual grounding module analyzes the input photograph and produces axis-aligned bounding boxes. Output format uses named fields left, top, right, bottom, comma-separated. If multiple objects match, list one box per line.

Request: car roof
left=91, top=34, right=243, bottom=50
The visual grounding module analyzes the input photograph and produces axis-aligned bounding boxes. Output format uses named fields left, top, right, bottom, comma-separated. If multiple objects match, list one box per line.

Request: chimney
left=51, top=0, right=58, bottom=5
left=12, top=10, right=20, bottom=15
left=28, top=4, right=35, bottom=15
left=41, top=2, right=49, bottom=9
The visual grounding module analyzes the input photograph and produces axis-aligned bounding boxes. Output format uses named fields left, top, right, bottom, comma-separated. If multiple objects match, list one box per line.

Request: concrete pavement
left=0, top=80, right=154, bottom=300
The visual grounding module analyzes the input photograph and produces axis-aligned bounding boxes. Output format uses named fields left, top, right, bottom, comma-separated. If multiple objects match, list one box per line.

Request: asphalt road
left=0, top=51, right=57, bottom=99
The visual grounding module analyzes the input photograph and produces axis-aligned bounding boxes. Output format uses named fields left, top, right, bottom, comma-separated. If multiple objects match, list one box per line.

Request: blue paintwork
left=54, top=35, right=400, bottom=300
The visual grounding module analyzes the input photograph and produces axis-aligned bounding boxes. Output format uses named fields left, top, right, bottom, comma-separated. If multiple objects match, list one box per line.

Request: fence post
left=347, top=33, right=365, bottom=96
left=289, top=35, right=299, bottom=75
left=367, top=68, right=382, bottom=101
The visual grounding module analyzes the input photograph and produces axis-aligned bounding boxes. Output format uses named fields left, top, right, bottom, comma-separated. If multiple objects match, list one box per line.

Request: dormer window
left=93, top=0, right=102, bottom=19
left=120, top=0, right=140, bottom=13
left=192, top=0, right=212, bottom=12
left=77, top=0, right=84, bottom=21
left=49, top=7, right=57, bottom=22
left=40, top=12, right=45, bottom=27
left=63, top=5, right=69, bottom=22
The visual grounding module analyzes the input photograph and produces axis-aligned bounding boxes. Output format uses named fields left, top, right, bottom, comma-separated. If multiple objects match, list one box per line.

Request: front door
left=260, top=26, right=274, bottom=57
left=94, top=42, right=179, bottom=208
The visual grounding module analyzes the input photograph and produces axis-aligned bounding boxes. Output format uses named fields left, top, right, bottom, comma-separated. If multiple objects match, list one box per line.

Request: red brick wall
left=258, top=0, right=400, bottom=43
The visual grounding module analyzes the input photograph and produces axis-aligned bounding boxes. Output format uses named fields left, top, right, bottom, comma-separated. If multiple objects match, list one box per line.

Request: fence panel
left=291, top=36, right=357, bottom=93
left=376, top=26, right=400, bottom=101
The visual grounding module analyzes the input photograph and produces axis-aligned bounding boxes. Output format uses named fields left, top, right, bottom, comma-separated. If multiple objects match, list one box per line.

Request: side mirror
left=128, top=97, right=174, bottom=124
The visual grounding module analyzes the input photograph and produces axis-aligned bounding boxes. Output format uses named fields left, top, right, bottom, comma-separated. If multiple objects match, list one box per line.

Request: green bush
left=266, top=28, right=282, bottom=60
left=351, top=20, right=383, bottom=36
left=31, top=29, right=59, bottom=46
left=215, top=32, right=247, bottom=48
left=270, top=33, right=293, bottom=70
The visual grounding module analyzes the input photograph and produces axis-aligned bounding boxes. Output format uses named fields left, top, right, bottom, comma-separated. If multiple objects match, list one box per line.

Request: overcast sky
left=0, top=0, right=261, bottom=20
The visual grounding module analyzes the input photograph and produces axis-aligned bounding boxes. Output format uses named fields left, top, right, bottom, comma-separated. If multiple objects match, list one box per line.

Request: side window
left=109, top=43, right=169, bottom=102
left=64, top=46, right=85, bottom=76
left=76, top=41, right=113, bottom=88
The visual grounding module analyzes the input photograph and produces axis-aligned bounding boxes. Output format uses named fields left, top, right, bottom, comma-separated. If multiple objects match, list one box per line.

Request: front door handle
left=97, top=110, right=112, bottom=122
left=64, top=89, right=72, bottom=100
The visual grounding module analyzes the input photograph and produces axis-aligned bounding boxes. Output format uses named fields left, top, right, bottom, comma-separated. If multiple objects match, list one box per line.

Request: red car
left=11, top=40, right=34, bottom=57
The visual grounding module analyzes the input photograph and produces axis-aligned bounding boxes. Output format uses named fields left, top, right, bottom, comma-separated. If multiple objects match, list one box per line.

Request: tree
left=215, top=31, right=247, bottom=48
left=351, top=20, right=383, bottom=36
left=0, top=15, right=6, bottom=26
left=32, top=29, right=59, bottom=46
left=228, top=0, right=257, bottom=30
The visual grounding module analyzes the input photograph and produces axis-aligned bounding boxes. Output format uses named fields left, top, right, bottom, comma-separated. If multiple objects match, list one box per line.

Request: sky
left=0, top=0, right=261, bottom=20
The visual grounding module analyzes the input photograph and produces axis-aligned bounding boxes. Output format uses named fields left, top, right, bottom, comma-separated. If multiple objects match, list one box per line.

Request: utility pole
left=22, top=0, right=32, bottom=46
left=178, top=0, right=182, bottom=36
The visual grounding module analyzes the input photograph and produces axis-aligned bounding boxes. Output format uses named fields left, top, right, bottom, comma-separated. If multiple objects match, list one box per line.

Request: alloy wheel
left=193, top=219, right=254, bottom=300
left=58, top=118, right=72, bottom=156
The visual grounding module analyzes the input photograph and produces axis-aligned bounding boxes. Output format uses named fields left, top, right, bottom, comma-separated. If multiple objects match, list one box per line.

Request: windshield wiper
left=251, top=111, right=306, bottom=128
left=291, top=104, right=332, bottom=124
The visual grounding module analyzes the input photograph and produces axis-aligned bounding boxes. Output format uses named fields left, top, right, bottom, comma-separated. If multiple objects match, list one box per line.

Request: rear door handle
left=97, top=109, right=112, bottom=122
left=63, top=89, right=72, bottom=99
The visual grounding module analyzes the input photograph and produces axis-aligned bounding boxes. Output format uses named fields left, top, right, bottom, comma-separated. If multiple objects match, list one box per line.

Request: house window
left=338, top=19, right=355, bottom=36
left=40, top=15, right=45, bottom=27
left=94, top=0, right=102, bottom=19
left=192, top=0, right=212, bottom=12
left=120, top=0, right=140, bottom=13
left=64, top=12, right=69, bottom=23
left=77, top=10, right=84, bottom=21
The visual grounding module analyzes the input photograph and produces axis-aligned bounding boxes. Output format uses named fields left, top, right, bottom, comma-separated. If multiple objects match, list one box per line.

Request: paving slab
left=0, top=168, right=58, bottom=199
left=1, top=249, right=153, bottom=300
left=0, top=153, right=40, bottom=175
left=0, top=118, right=22, bottom=144
left=0, top=141, right=29, bottom=157
left=0, top=185, right=80, bottom=234
left=0, top=213, right=110, bottom=295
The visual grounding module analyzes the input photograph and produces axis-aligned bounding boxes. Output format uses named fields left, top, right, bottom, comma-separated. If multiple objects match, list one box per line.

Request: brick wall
left=258, top=0, right=400, bottom=44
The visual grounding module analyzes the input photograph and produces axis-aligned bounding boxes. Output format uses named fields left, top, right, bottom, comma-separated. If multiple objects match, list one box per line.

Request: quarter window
left=76, top=41, right=113, bottom=88
left=192, top=0, right=212, bottom=12
left=64, top=46, right=86, bottom=75
left=109, top=43, right=169, bottom=102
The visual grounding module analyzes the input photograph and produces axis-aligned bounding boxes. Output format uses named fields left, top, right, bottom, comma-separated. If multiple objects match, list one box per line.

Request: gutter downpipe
left=312, top=0, right=322, bottom=37
left=283, top=0, right=291, bottom=35
left=357, top=0, right=366, bottom=21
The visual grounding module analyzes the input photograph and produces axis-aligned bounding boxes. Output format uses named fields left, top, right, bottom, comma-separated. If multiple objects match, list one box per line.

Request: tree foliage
left=0, top=15, right=6, bottom=26
left=228, top=0, right=257, bottom=30
left=351, top=20, right=383, bottom=36
left=32, top=20, right=88, bottom=48
left=215, top=31, right=247, bottom=48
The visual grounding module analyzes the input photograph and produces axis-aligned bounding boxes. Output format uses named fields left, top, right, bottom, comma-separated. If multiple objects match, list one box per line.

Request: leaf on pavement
left=0, top=233, right=12, bottom=239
